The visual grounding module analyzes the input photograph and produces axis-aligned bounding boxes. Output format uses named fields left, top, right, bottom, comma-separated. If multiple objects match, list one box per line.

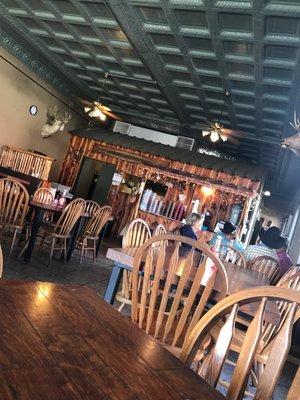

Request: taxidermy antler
left=41, top=105, right=72, bottom=138
left=281, top=110, right=300, bottom=156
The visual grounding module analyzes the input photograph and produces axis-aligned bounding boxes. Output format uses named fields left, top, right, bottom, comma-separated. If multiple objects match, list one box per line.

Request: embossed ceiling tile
left=218, top=12, right=253, bottom=36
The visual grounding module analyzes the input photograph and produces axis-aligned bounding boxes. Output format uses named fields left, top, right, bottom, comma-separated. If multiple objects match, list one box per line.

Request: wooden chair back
left=84, top=200, right=101, bottom=216
left=83, top=206, right=112, bottom=238
left=33, top=188, right=54, bottom=204
left=154, top=224, right=167, bottom=236
left=131, top=234, right=228, bottom=349
left=219, top=244, right=247, bottom=268
left=276, top=265, right=300, bottom=287
left=180, top=286, right=300, bottom=400
left=0, top=178, right=29, bottom=227
left=54, top=198, right=86, bottom=237
left=247, top=256, right=279, bottom=283
left=287, top=366, right=300, bottom=400
left=122, top=218, right=151, bottom=248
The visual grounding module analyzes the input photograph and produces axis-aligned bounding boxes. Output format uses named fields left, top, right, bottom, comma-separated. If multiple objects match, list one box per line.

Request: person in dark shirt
left=180, top=213, right=203, bottom=242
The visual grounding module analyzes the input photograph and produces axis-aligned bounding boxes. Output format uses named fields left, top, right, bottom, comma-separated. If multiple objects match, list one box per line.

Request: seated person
left=276, top=237, right=293, bottom=277
left=243, top=226, right=280, bottom=262
left=180, top=213, right=204, bottom=242
left=210, top=221, right=244, bottom=253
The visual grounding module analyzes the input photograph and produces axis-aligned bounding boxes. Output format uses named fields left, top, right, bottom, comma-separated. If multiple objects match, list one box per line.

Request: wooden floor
left=1, top=239, right=297, bottom=400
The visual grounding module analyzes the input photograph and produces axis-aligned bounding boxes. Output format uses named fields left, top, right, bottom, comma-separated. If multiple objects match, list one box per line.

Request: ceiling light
left=263, top=190, right=271, bottom=197
left=84, top=107, right=91, bottom=113
left=220, top=134, right=228, bottom=142
left=202, top=130, right=210, bottom=137
left=201, top=186, right=214, bottom=196
left=210, top=130, right=219, bottom=142
left=98, top=110, right=107, bottom=121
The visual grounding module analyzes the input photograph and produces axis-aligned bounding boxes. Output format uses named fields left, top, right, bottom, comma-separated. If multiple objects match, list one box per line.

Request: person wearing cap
left=276, top=237, right=293, bottom=277
left=243, top=226, right=280, bottom=262
left=210, top=221, right=244, bottom=254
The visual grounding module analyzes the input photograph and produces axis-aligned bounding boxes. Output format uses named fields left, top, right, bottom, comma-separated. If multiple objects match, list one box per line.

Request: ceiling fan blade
left=221, top=128, right=245, bottom=138
left=77, top=97, right=93, bottom=106
left=101, top=109, right=122, bottom=121
left=99, top=105, right=112, bottom=112
left=227, top=135, right=240, bottom=145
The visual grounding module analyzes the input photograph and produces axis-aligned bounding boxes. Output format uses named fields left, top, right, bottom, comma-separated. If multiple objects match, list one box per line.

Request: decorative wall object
left=41, top=105, right=72, bottom=138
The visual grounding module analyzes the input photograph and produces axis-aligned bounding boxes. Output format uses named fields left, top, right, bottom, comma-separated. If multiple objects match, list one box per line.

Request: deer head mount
left=281, top=110, right=300, bottom=156
left=41, top=105, right=72, bottom=138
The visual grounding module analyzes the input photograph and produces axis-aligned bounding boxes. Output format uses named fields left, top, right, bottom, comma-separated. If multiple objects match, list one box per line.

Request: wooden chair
left=0, top=178, right=29, bottom=255
left=77, top=206, right=112, bottom=263
left=219, top=244, right=247, bottom=268
left=287, top=366, right=300, bottom=400
left=131, top=234, right=228, bottom=355
left=84, top=200, right=101, bottom=216
left=116, top=218, right=151, bottom=312
left=40, top=198, right=86, bottom=265
left=180, top=286, right=300, bottom=400
left=154, top=224, right=167, bottom=236
left=247, top=256, right=279, bottom=284
left=33, top=188, right=54, bottom=204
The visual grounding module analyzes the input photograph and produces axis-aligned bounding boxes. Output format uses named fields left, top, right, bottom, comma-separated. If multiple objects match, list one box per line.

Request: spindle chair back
left=78, top=206, right=112, bottom=263
left=84, top=200, right=101, bottom=216
left=0, top=178, right=30, bottom=255
left=180, top=286, right=300, bottom=400
left=154, top=224, right=167, bottom=236
left=116, top=218, right=151, bottom=311
left=248, top=256, right=279, bottom=284
left=33, top=188, right=54, bottom=204
left=122, top=218, right=151, bottom=248
left=276, top=265, right=300, bottom=286
left=40, top=198, right=85, bottom=265
left=53, top=198, right=86, bottom=237
left=219, top=244, right=247, bottom=268
left=131, top=234, right=228, bottom=352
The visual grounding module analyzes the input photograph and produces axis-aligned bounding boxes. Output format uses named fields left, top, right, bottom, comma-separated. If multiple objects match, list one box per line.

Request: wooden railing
left=0, top=146, right=53, bottom=180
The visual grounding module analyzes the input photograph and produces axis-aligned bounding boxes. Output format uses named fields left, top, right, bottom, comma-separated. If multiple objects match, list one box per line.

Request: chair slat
left=227, top=298, right=267, bottom=400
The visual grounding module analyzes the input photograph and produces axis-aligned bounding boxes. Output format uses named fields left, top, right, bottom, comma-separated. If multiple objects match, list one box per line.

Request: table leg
left=23, top=208, right=44, bottom=263
left=66, top=216, right=84, bottom=262
left=103, top=262, right=123, bottom=305
left=95, top=221, right=108, bottom=257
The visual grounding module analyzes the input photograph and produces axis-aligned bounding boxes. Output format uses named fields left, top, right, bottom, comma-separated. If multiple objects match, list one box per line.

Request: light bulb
left=202, top=130, right=210, bottom=137
left=201, top=186, right=214, bottom=196
left=84, top=107, right=91, bottom=113
left=98, top=110, right=107, bottom=121
left=210, top=130, right=219, bottom=142
left=263, top=190, right=271, bottom=197
left=220, top=134, right=228, bottom=142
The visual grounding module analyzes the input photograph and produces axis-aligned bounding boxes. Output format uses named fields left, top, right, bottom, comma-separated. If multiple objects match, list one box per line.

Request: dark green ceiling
left=1, top=0, right=300, bottom=189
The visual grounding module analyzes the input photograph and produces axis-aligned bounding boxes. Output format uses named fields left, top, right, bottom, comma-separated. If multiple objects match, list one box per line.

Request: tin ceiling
left=1, top=0, right=300, bottom=189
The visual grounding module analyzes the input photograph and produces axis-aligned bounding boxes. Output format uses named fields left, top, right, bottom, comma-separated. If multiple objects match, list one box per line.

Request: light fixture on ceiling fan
left=199, top=92, right=244, bottom=145
left=80, top=73, right=122, bottom=122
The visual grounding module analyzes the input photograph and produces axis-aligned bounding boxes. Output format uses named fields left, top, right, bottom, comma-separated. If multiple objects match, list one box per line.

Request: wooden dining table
left=23, top=201, right=89, bottom=263
left=105, top=246, right=281, bottom=325
left=0, top=280, right=224, bottom=400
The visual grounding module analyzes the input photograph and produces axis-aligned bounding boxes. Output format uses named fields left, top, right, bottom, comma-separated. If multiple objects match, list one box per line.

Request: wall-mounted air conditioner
left=177, top=136, right=195, bottom=151
left=113, top=121, right=131, bottom=135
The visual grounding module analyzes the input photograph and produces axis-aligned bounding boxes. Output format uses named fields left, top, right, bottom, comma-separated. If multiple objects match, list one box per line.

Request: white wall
left=0, top=48, right=87, bottom=180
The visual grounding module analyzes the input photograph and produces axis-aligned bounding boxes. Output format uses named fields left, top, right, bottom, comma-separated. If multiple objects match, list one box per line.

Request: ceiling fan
left=199, top=92, right=244, bottom=145
left=82, top=100, right=122, bottom=121
left=80, top=73, right=122, bottom=122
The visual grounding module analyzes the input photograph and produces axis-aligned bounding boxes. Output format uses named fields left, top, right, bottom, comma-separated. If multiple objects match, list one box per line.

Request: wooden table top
left=106, top=246, right=280, bottom=325
left=0, top=280, right=224, bottom=400
left=106, top=246, right=270, bottom=294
